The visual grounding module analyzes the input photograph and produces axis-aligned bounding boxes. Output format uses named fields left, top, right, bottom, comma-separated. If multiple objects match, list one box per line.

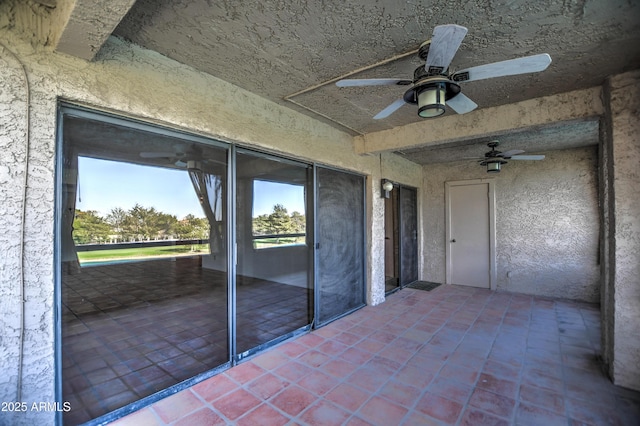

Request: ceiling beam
left=51, top=0, right=137, bottom=60
left=354, top=87, right=604, bottom=155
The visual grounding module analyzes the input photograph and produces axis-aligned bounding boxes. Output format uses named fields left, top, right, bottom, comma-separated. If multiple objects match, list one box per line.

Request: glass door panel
left=59, top=111, right=229, bottom=425
left=234, top=151, right=313, bottom=355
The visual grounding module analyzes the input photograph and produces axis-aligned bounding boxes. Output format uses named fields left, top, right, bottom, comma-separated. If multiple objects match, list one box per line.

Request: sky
left=76, top=157, right=306, bottom=219
left=253, top=180, right=306, bottom=216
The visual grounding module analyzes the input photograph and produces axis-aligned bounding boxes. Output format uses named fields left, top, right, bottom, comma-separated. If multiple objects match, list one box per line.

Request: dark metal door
left=399, top=186, right=418, bottom=286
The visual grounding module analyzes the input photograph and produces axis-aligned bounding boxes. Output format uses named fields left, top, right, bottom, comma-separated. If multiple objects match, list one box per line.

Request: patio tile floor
left=109, top=285, right=640, bottom=425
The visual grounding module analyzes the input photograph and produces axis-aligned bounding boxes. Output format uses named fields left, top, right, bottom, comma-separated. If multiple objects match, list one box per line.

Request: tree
left=269, top=204, right=293, bottom=234
left=174, top=214, right=209, bottom=240
left=121, top=204, right=178, bottom=241
left=74, top=204, right=204, bottom=244
left=252, top=204, right=305, bottom=236
left=290, top=211, right=305, bottom=233
left=253, top=213, right=271, bottom=236
left=73, top=210, right=112, bottom=244
left=106, top=207, right=127, bottom=242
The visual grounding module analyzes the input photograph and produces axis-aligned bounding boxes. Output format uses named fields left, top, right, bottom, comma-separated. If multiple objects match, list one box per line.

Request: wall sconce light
left=382, top=179, right=394, bottom=198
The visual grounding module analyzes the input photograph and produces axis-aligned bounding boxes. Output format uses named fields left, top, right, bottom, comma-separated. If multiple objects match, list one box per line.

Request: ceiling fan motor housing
left=404, top=65, right=461, bottom=100
left=481, top=142, right=507, bottom=172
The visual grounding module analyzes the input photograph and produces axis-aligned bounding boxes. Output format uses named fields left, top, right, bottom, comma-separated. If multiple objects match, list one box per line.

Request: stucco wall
left=608, top=70, right=640, bottom=391
left=423, top=146, right=600, bottom=302
left=0, top=41, right=33, bottom=416
left=0, top=31, right=421, bottom=424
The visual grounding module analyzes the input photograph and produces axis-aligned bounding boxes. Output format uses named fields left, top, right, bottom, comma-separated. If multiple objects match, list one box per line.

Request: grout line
left=510, top=293, right=533, bottom=425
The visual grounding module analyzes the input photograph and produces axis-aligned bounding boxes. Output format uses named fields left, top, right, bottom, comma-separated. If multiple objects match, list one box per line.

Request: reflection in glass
left=252, top=180, right=306, bottom=249
left=60, top=114, right=228, bottom=425
left=235, top=152, right=313, bottom=354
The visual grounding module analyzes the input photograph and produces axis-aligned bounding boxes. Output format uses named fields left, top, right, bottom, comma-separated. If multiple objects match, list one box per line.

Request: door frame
left=445, top=179, right=497, bottom=290
left=384, top=184, right=400, bottom=293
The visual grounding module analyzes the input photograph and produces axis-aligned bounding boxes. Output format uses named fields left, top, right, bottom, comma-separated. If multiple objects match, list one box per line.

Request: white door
left=446, top=180, right=495, bottom=288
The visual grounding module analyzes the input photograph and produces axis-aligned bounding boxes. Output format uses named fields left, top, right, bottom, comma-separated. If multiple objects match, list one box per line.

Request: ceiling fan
left=140, top=150, right=226, bottom=170
left=470, top=141, right=545, bottom=173
left=335, top=24, right=552, bottom=119
left=139, top=150, right=191, bottom=167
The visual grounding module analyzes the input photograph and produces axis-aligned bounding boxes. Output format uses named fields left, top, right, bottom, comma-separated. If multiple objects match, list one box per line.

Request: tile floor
left=61, top=257, right=311, bottom=424
left=108, top=284, right=640, bottom=426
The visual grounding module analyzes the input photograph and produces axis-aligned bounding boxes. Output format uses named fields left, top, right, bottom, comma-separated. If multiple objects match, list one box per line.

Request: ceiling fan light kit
left=417, top=85, right=446, bottom=117
left=483, top=159, right=507, bottom=173
left=335, top=24, right=551, bottom=120
left=413, top=78, right=460, bottom=118
left=472, top=141, right=545, bottom=173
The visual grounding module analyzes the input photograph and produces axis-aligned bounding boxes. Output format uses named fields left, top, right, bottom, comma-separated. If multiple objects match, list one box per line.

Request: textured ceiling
left=113, top=0, right=640, bottom=137
left=394, top=117, right=600, bottom=165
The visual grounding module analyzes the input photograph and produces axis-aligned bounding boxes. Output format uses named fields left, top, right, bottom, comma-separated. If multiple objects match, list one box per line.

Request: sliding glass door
left=234, top=150, right=313, bottom=356
left=59, top=110, right=229, bottom=425
left=57, top=106, right=365, bottom=425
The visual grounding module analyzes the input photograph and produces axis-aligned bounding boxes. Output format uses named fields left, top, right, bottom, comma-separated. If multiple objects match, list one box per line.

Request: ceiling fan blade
left=447, top=93, right=478, bottom=114
left=140, top=152, right=179, bottom=158
left=500, top=149, right=525, bottom=158
left=451, top=53, right=552, bottom=82
left=425, top=24, right=468, bottom=73
left=336, top=78, right=412, bottom=87
left=373, top=98, right=406, bottom=119
left=510, top=155, right=545, bottom=160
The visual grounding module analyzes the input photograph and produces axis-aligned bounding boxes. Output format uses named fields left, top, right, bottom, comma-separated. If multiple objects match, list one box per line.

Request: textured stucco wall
left=608, top=70, right=640, bottom=391
left=600, top=79, right=615, bottom=385
left=423, top=146, right=600, bottom=302
left=0, top=30, right=421, bottom=424
left=0, top=42, right=31, bottom=410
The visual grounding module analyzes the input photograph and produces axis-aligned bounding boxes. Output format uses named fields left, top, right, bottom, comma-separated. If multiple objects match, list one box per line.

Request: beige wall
left=602, top=70, right=640, bottom=390
left=423, top=146, right=600, bottom=302
left=0, top=31, right=421, bottom=424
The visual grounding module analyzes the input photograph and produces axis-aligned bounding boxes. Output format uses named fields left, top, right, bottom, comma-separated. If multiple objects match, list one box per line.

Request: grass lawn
left=254, top=237, right=305, bottom=249
left=78, top=244, right=209, bottom=264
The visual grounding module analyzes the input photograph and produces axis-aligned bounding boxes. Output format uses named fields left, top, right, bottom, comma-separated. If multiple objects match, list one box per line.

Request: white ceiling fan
left=335, top=24, right=552, bottom=119
left=470, top=141, right=545, bottom=173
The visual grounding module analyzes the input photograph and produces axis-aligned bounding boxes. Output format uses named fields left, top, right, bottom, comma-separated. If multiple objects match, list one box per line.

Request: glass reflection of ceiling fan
left=139, top=151, right=225, bottom=170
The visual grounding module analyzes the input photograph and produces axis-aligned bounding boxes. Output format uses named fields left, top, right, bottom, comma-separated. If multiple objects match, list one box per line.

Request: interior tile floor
left=61, top=257, right=311, bottom=424
left=109, top=284, right=640, bottom=426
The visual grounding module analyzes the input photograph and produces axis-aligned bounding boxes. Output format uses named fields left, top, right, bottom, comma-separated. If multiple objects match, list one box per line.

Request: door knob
left=450, top=239, right=456, bottom=243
